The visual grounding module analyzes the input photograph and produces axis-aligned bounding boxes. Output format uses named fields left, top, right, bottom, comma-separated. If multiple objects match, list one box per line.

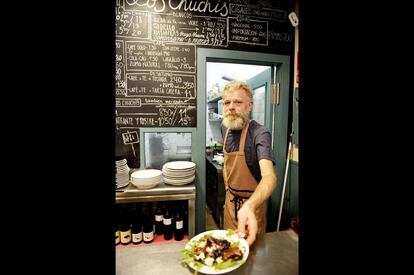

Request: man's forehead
left=224, top=89, right=249, bottom=98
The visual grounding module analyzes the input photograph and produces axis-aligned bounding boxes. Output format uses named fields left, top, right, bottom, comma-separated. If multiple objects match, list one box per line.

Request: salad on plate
left=180, top=229, right=249, bottom=274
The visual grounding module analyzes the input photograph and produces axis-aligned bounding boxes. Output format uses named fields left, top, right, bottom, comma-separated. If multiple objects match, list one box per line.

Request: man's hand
left=236, top=203, right=258, bottom=246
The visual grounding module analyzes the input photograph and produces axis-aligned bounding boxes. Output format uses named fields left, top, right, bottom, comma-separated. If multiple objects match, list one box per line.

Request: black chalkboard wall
left=115, top=0, right=295, bottom=167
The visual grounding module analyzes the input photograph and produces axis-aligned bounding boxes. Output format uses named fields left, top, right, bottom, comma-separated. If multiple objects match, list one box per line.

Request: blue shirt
left=221, top=120, right=275, bottom=183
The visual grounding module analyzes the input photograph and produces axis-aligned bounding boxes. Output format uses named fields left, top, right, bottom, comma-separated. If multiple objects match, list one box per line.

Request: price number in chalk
left=122, top=131, right=139, bottom=144
left=158, top=107, right=191, bottom=126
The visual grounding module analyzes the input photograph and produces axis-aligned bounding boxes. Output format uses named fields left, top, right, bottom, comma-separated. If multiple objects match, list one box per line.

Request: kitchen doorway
left=194, top=48, right=291, bottom=233
left=205, top=62, right=271, bottom=229
left=205, top=62, right=271, bottom=146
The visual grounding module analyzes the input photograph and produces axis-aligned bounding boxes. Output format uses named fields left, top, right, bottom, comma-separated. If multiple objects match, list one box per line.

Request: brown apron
left=223, top=121, right=267, bottom=234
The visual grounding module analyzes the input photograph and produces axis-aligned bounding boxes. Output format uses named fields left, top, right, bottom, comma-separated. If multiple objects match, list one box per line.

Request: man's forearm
left=244, top=159, right=276, bottom=211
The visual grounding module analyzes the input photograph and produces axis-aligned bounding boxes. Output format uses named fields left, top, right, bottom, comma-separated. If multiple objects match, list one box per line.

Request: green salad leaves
left=180, top=230, right=246, bottom=272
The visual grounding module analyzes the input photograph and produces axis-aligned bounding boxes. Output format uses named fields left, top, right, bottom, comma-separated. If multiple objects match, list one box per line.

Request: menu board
left=115, top=0, right=294, bottom=165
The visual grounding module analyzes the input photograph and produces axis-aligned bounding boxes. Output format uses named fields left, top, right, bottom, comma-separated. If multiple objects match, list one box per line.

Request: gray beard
left=222, top=115, right=246, bottom=130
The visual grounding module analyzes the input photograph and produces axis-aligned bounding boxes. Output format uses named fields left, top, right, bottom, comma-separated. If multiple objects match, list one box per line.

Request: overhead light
left=222, top=75, right=234, bottom=81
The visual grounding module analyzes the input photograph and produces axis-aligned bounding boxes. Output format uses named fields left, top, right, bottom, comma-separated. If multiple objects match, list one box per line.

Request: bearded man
left=220, top=80, right=277, bottom=246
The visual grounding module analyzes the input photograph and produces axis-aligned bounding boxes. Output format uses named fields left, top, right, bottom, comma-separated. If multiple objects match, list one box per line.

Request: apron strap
left=228, top=189, right=250, bottom=221
left=223, top=127, right=230, bottom=153
left=238, top=121, right=250, bottom=151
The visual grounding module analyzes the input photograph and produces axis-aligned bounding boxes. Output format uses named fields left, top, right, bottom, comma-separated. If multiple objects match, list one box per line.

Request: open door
left=196, top=48, right=290, bottom=233
left=247, top=67, right=272, bottom=131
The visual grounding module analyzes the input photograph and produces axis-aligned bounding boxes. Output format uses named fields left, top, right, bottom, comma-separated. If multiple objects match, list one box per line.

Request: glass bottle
left=119, top=205, right=131, bottom=245
left=131, top=205, right=143, bottom=245
left=181, top=202, right=189, bottom=236
left=173, top=210, right=184, bottom=241
left=142, top=207, right=154, bottom=244
left=163, top=208, right=173, bottom=240
left=154, top=203, right=164, bottom=235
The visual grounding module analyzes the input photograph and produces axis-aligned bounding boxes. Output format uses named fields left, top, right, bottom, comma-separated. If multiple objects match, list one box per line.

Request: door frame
left=196, top=48, right=291, bottom=232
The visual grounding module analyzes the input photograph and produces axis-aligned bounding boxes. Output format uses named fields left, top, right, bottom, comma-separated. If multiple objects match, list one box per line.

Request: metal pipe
left=276, top=135, right=292, bottom=231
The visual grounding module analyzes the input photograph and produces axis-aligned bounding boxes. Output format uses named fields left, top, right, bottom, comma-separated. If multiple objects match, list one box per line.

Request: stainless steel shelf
left=116, top=181, right=196, bottom=238
left=207, top=95, right=222, bottom=103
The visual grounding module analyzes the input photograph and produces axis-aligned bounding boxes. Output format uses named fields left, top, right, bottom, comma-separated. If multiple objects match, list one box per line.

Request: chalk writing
left=122, top=131, right=140, bottom=144
left=116, top=7, right=149, bottom=38
left=116, top=40, right=126, bottom=92
left=268, top=30, right=293, bottom=42
left=229, top=17, right=268, bottom=45
left=125, top=41, right=196, bottom=72
left=126, top=71, right=195, bottom=98
left=116, top=98, right=142, bottom=107
left=115, top=0, right=295, bottom=161
left=123, top=0, right=229, bottom=17
left=116, top=35, right=196, bottom=128
left=152, top=13, right=227, bottom=46
left=229, top=3, right=287, bottom=22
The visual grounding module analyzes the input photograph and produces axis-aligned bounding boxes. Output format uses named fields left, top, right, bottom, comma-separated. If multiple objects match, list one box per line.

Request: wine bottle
left=142, top=208, right=154, bottom=244
left=163, top=208, right=173, bottom=240
left=131, top=206, right=143, bottom=245
left=173, top=210, right=184, bottom=241
left=154, top=204, right=164, bottom=235
left=181, top=202, right=189, bottom=236
left=119, top=206, right=131, bottom=245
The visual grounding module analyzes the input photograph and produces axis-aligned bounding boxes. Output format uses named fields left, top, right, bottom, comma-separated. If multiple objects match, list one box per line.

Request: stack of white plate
left=131, top=169, right=163, bottom=189
left=162, top=161, right=196, bottom=185
left=115, top=158, right=130, bottom=189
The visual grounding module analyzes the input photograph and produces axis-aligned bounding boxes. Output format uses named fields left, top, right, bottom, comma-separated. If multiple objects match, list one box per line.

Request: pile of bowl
left=130, top=169, right=163, bottom=189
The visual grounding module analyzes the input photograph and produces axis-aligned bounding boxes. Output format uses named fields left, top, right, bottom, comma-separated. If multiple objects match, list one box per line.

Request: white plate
left=115, top=159, right=127, bottom=165
left=162, top=167, right=195, bottom=173
left=116, top=180, right=130, bottom=189
left=131, top=169, right=162, bottom=179
left=131, top=177, right=162, bottom=189
left=162, top=170, right=195, bottom=178
left=163, top=175, right=195, bottom=185
left=163, top=161, right=196, bottom=170
left=116, top=177, right=130, bottom=182
left=116, top=175, right=130, bottom=180
left=116, top=166, right=130, bottom=171
left=131, top=180, right=160, bottom=189
left=182, top=229, right=249, bottom=274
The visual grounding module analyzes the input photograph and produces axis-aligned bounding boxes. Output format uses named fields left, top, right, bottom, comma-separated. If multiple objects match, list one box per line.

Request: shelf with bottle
left=115, top=201, right=190, bottom=247
left=207, top=82, right=221, bottom=102
left=207, top=97, right=223, bottom=122
left=208, top=111, right=223, bottom=121
left=115, top=181, right=195, bottom=238
left=207, top=95, right=222, bottom=103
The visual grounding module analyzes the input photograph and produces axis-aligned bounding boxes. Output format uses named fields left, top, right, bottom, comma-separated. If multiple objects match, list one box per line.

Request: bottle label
left=163, top=218, right=172, bottom=226
left=132, top=231, right=142, bottom=243
left=120, top=229, right=131, bottom=244
left=176, top=220, right=183, bottom=229
left=115, top=230, right=120, bottom=245
left=155, top=214, right=163, bottom=222
left=143, top=231, right=154, bottom=242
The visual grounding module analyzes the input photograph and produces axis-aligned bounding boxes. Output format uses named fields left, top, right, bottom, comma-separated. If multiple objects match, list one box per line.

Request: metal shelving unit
left=116, top=181, right=196, bottom=238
